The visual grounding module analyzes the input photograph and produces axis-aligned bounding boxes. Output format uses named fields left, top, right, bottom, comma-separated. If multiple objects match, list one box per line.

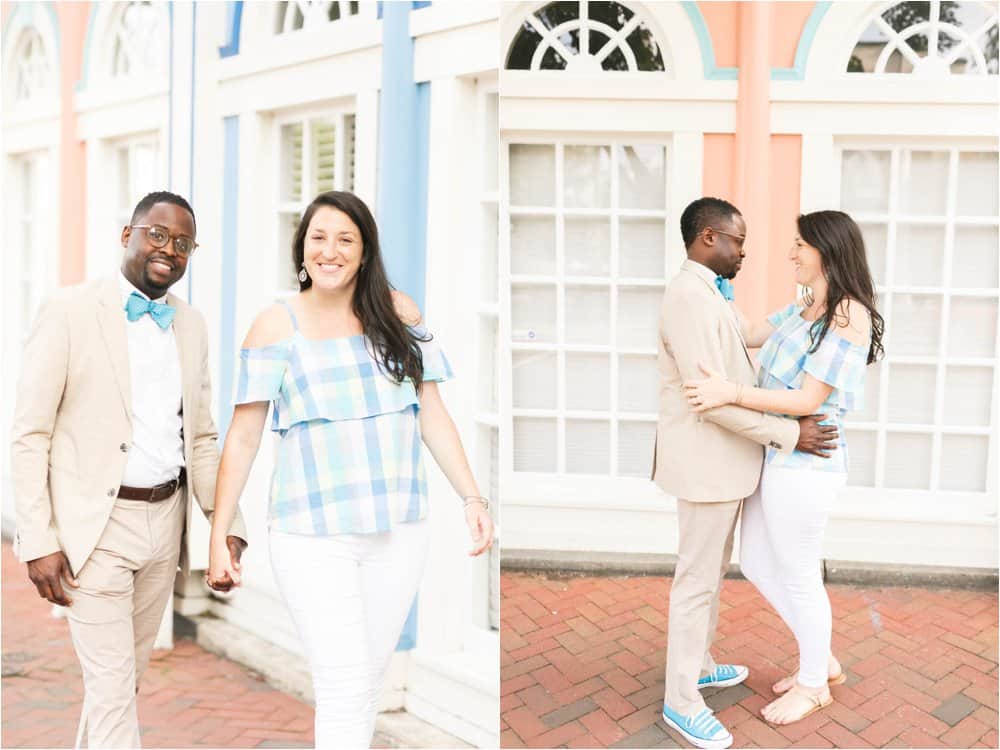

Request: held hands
left=684, top=363, right=739, bottom=413
left=26, top=551, right=80, bottom=606
left=464, top=502, right=495, bottom=557
left=206, top=535, right=247, bottom=592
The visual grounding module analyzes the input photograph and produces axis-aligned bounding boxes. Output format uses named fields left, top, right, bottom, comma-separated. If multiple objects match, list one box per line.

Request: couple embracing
left=653, top=197, right=884, bottom=748
left=11, top=189, right=494, bottom=748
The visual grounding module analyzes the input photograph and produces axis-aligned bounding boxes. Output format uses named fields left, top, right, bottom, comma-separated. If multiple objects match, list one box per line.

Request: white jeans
left=739, top=465, right=846, bottom=688
left=269, top=521, right=430, bottom=749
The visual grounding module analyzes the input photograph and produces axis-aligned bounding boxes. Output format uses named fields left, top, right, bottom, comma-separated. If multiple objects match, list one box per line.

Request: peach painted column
left=732, top=1, right=772, bottom=323
left=56, top=2, right=89, bottom=286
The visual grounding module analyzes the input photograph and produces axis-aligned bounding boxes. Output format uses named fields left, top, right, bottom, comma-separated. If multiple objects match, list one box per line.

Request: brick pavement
left=500, top=571, right=999, bottom=749
left=1, top=541, right=396, bottom=749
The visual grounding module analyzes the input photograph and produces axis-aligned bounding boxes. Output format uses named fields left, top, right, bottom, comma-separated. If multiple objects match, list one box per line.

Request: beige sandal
left=772, top=670, right=846, bottom=695
left=762, top=686, right=833, bottom=726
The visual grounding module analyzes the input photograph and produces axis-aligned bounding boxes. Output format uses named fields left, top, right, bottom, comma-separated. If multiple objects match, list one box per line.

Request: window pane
left=619, top=218, right=665, bottom=279
left=566, top=353, right=610, bottom=411
left=899, top=151, right=949, bottom=215
left=948, top=297, right=997, bottom=358
left=618, top=355, right=658, bottom=413
left=512, top=351, right=556, bottom=409
left=845, top=429, right=876, bottom=487
left=565, top=217, right=610, bottom=277
left=939, top=435, right=989, bottom=492
left=280, top=122, right=304, bottom=202
left=510, top=144, right=555, bottom=207
left=957, top=152, right=999, bottom=217
left=618, top=145, right=665, bottom=210
left=512, top=284, right=556, bottom=343
left=618, top=421, right=655, bottom=477
left=565, top=286, right=610, bottom=345
left=617, top=286, right=662, bottom=348
left=564, top=145, right=611, bottom=209
left=841, top=150, right=890, bottom=214
left=895, top=224, right=945, bottom=286
left=943, top=366, right=993, bottom=427
left=511, top=216, right=556, bottom=276
left=890, top=293, right=941, bottom=356
left=854, top=361, right=881, bottom=422
left=952, top=226, right=999, bottom=289
left=513, top=418, right=557, bottom=472
left=311, top=119, right=336, bottom=195
left=884, top=432, right=932, bottom=489
left=860, top=223, right=888, bottom=286
left=566, top=420, right=610, bottom=474
left=887, top=364, right=936, bottom=423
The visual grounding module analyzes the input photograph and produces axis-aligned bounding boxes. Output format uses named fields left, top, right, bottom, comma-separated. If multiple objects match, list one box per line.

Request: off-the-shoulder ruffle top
left=234, top=300, right=452, bottom=536
left=758, top=302, right=868, bottom=473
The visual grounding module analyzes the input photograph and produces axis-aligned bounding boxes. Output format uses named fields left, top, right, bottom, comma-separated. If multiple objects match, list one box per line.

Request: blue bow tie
left=714, top=276, right=735, bottom=302
left=125, top=291, right=175, bottom=329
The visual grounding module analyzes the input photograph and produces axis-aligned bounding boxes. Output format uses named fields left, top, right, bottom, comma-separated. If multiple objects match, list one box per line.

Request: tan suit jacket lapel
left=168, top=295, right=196, bottom=462
left=681, top=262, right=753, bottom=368
left=97, top=277, right=132, bottom=425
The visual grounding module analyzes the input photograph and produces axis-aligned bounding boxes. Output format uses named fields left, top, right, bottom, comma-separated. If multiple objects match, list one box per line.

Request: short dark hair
left=680, top=197, right=740, bottom=248
left=130, top=191, right=196, bottom=233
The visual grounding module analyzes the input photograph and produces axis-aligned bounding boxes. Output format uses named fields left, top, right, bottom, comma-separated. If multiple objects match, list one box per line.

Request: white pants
left=739, top=465, right=846, bottom=688
left=269, top=521, right=430, bottom=749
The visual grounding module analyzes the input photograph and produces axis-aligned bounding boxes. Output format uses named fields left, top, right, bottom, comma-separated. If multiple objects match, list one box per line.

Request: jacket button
left=120, top=443, right=128, bottom=452
left=107, top=488, right=116, bottom=497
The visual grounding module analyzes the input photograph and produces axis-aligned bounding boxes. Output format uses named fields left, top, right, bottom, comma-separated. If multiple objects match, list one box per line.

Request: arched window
left=506, top=1, right=665, bottom=72
left=109, top=1, right=167, bottom=78
left=274, top=0, right=360, bottom=34
left=12, top=28, right=52, bottom=103
left=848, top=1, right=998, bottom=75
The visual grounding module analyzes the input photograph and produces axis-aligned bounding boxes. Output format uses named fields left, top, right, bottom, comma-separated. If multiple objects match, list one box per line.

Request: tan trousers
left=664, top=498, right=742, bottom=716
left=67, top=490, right=185, bottom=748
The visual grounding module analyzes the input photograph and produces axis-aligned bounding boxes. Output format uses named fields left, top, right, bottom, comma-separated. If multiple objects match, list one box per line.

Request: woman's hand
left=206, top=536, right=242, bottom=591
left=684, top=363, right=739, bottom=413
left=464, top=502, right=494, bottom=556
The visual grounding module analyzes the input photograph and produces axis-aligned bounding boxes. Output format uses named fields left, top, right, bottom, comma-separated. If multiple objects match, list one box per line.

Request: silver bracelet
left=463, top=496, right=489, bottom=509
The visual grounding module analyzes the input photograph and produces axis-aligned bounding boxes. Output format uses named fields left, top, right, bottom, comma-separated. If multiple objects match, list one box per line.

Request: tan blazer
left=10, top=275, right=247, bottom=574
left=653, top=260, right=800, bottom=502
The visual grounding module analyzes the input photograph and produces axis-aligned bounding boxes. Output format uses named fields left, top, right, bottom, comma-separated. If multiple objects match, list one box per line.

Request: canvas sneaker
left=661, top=704, right=733, bottom=749
left=697, top=664, right=749, bottom=689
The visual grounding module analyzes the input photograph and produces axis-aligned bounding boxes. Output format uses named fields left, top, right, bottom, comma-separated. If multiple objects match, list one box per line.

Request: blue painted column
left=376, top=1, right=431, bottom=312
left=218, top=116, right=241, bottom=439
left=377, top=0, right=431, bottom=652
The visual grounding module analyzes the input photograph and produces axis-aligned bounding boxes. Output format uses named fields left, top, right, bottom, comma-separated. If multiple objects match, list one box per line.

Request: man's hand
left=26, top=551, right=79, bottom=606
left=207, top=536, right=247, bottom=593
left=795, top=414, right=839, bottom=458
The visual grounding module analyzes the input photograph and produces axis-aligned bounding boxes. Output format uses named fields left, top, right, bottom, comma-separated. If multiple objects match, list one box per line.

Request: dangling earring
left=298, top=264, right=309, bottom=283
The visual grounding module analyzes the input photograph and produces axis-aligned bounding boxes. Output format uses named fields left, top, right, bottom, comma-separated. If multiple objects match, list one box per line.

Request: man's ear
left=121, top=225, right=131, bottom=248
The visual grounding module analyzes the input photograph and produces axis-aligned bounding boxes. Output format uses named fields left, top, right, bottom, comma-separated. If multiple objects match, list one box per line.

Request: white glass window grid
left=274, top=0, right=360, bottom=34
left=848, top=0, right=999, bottom=76
left=12, top=28, right=52, bottom=103
left=110, top=1, right=168, bottom=79
left=838, top=144, right=998, bottom=494
left=505, top=139, right=668, bottom=477
left=274, top=110, right=357, bottom=292
left=113, top=137, right=161, bottom=248
left=506, top=0, right=666, bottom=72
left=475, top=89, right=500, bottom=632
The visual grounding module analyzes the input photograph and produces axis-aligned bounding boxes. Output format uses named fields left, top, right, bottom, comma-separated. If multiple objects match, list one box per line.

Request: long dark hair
left=798, top=210, right=885, bottom=365
left=292, top=191, right=425, bottom=385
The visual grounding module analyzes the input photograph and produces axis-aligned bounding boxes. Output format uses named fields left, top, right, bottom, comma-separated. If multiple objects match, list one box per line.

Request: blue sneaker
left=661, top=704, right=733, bottom=749
left=697, top=664, right=748, bottom=689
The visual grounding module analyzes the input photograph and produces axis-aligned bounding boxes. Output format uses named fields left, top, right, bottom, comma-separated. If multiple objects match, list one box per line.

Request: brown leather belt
left=117, top=468, right=186, bottom=502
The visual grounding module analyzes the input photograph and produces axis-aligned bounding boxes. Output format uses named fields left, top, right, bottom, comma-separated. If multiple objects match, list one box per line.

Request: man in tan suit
left=654, top=198, right=836, bottom=748
left=11, top=191, right=248, bottom=748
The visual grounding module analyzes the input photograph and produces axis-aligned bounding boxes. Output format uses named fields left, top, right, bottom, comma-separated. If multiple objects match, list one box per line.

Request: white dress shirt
left=118, top=273, right=185, bottom=486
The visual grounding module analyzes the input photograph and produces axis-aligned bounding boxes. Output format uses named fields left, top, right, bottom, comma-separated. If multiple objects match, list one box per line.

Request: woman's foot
left=771, top=655, right=844, bottom=695
left=761, top=684, right=832, bottom=725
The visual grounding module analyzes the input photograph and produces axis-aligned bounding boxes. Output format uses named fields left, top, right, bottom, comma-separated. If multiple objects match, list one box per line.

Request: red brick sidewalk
left=1, top=541, right=318, bottom=749
left=501, top=572, right=999, bottom=748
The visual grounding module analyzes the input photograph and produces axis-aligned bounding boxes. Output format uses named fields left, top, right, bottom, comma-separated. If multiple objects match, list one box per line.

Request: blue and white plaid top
left=759, top=303, right=868, bottom=474
left=234, top=300, right=453, bottom=536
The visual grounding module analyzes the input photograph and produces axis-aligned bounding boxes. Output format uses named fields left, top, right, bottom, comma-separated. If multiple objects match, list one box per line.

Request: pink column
left=732, top=1, right=772, bottom=323
left=56, top=2, right=90, bottom=286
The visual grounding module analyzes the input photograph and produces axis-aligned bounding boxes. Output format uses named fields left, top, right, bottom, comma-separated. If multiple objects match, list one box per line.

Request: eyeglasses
left=131, top=224, right=198, bottom=257
left=703, top=227, right=746, bottom=248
